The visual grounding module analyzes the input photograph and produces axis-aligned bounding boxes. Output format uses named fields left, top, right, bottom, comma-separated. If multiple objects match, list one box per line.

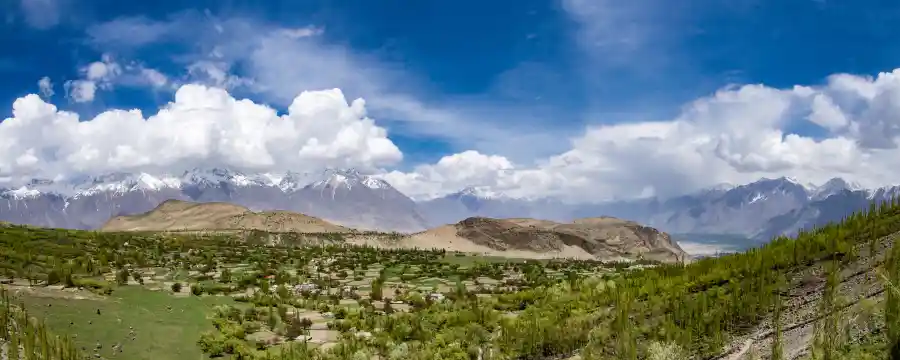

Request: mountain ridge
left=100, top=199, right=352, bottom=233
left=1, top=169, right=897, bottom=248
left=97, top=200, right=687, bottom=262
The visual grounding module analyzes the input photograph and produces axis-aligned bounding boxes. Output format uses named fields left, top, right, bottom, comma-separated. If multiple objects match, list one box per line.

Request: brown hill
left=444, top=216, right=687, bottom=262
left=100, top=200, right=350, bottom=233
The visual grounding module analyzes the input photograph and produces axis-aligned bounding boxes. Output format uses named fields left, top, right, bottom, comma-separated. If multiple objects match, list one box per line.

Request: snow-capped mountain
left=293, top=168, right=428, bottom=232
left=809, top=177, right=863, bottom=201
left=1, top=170, right=897, bottom=243
left=0, top=168, right=429, bottom=232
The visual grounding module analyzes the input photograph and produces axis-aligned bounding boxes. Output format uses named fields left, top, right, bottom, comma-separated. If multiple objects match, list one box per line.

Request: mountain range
left=0, top=168, right=894, bottom=247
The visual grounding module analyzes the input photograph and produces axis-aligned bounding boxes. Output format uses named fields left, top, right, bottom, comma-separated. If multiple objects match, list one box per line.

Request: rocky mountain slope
left=420, top=177, right=892, bottom=244
left=100, top=199, right=350, bottom=233
left=447, top=216, right=687, bottom=262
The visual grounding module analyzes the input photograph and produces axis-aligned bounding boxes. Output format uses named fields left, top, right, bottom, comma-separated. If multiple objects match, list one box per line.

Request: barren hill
left=385, top=216, right=688, bottom=262
left=100, top=200, right=350, bottom=233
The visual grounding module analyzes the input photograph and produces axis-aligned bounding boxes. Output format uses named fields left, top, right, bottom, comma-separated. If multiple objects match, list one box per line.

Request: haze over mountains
left=0, top=168, right=892, bottom=250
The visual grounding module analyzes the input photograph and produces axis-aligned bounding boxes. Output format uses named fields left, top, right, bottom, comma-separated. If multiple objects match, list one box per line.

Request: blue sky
left=4, top=0, right=900, bottom=188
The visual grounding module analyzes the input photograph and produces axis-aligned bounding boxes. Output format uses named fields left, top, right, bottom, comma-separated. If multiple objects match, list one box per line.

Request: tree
left=371, top=279, right=384, bottom=301
left=267, top=308, right=278, bottom=330
left=220, top=268, right=232, bottom=283
left=771, top=292, right=785, bottom=360
left=116, top=269, right=129, bottom=286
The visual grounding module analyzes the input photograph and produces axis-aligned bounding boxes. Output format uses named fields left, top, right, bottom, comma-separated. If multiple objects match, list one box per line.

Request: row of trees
left=0, top=288, right=85, bottom=359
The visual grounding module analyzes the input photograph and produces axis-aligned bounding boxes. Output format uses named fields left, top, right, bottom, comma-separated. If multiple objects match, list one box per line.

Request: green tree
left=371, top=279, right=384, bottom=301
left=116, top=269, right=129, bottom=285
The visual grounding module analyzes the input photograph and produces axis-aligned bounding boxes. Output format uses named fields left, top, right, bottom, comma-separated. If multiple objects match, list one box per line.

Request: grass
left=440, top=253, right=536, bottom=265
left=22, top=286, right=234, bottom=360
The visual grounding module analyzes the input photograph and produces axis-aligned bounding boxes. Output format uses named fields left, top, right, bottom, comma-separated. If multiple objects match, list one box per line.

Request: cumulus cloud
left=382, top=69, right=900, bottom=201
left=26, top=11, right=900, bottom=202
left=83, top=13, right=577, bottom=161
left=0, top=85, right=401, bottom=182
left=7, top=68, right=900, bottom=202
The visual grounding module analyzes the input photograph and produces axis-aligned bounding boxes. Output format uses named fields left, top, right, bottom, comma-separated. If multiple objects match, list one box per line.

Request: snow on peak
left=309, top=168, right=389, bottom=191
left=277, top=171, right=316, bottom=192
left=810, top=177, right=864, bottom=200
left=361, top=176, right=391, bottom=190
left=180, top=168, right=274, bottom=187
left=455, top=186, right=507, bottom=199
left=3, top=186, right=42, bottom=200
left=73, top=172, right=183, bottom=197
left=181, top=168, right=236, bottom=185
left=311, top=173, right=354, bottom=191
left=745, top=176, right=816, bottom=193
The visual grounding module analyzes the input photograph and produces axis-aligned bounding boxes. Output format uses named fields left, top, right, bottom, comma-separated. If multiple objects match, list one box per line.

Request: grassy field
left=21, top=286, right=234, bottom=360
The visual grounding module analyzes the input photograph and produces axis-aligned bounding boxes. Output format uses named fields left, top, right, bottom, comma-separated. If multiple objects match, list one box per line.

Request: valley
left=0, top=196, right=898, bottom=359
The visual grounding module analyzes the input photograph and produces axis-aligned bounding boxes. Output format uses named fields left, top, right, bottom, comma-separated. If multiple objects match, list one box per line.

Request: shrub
left=197, top=331, right=226, bottom=357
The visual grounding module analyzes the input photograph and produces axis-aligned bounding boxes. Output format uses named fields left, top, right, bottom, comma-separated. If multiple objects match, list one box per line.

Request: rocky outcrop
left=453, top=216, right=687, bottom=262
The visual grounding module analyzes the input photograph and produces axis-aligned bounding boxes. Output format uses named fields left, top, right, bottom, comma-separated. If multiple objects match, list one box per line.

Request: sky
left=4, top=0, right=900, bottom=201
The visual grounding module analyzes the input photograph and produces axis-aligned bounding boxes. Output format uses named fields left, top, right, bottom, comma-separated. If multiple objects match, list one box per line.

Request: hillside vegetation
left=0, top=199, right=898, bottom=359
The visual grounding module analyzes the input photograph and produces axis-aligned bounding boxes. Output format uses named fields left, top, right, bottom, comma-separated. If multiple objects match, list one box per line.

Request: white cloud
left=37, top=77, right=54, bottom=98
left=381, top=151, right=517, bottom=200
left=277, top=26, right=324, bottom=39
left=68, top=12, right=900, bottom=203
left=64, top=55, right=121, bottom=103
left=62, top=55, right=175, bottom=102
left=63, top=80, right=95, bottom=103
left=84, top=14, right=577, bottom=161
left=138, top=68, right=169, bottom=88
left=0, top=85, right=400, bottom=182
left=186, top=61, right=254, bottom=90
left=383, top=69, right=900, bottom=201
left=8, top=68, right=900, bottom=202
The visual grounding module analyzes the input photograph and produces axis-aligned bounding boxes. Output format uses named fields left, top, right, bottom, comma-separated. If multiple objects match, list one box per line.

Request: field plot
left=19, top=286, right=232, bottom=360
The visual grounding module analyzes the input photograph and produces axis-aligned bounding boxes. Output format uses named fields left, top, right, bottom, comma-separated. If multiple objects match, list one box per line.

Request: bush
left=46, top=269, right=61, bottom=285
left=191, top=285, right=203, bottom=296
left=171, top=282, right=182, bottom=293
left=197, top=331, right=226, bottom=357
left=116, top=269, right=129, bottom=285
left=242, top=321, right=262, bottom=334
